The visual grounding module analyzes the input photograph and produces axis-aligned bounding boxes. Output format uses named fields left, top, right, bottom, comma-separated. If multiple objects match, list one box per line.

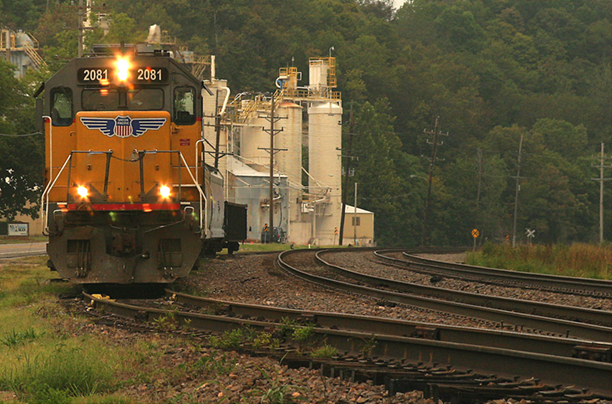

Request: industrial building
left=0, top=29, right=46, bottom=78
left=203, top=56, right=375, bottom=246
left=2, top=28, right=375, bottom=245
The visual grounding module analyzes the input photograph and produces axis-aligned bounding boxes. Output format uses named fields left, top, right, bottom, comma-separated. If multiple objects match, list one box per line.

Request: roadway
left=0, top=242, right=47, bottom=259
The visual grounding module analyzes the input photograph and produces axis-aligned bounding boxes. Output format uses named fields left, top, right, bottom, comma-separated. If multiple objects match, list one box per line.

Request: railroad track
left=304, top=250, right=612, bottom=341
left=73, top=248, right=612, bottom=400
left=375, top=250, right=612, bottom=297
left=82, top=291, right=612, bottom=400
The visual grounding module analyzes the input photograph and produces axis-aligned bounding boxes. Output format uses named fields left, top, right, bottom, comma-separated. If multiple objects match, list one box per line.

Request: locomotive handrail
left=42, top=115, right=53, bottom=183
left=40, top=153, right=73, bottom=234
left=177, top=151, right=207, bottom=238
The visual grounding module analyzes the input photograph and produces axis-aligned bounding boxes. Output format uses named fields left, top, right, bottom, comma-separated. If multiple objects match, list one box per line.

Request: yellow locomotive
left=36, top=44, right=246, bottom=285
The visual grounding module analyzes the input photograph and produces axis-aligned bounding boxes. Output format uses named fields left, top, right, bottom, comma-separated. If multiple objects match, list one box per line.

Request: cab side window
left=50, top=88, right=73, bottom=126
left=173, top=87, right=196, bottom=125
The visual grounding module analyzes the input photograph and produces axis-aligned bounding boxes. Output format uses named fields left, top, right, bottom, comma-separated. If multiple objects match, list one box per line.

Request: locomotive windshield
left=82, top=88, right=164, bottom=111
left=50, top=87, right=73, bottom=126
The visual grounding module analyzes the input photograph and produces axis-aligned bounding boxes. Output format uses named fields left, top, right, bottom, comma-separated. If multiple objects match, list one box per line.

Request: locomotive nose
left=75, top=110, right=171, bottom=204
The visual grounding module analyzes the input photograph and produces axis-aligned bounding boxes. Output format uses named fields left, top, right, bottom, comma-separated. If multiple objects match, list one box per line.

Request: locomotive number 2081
left=81, top=68, right=109, bottom=81
left=137, top=68, right=163, bottom=81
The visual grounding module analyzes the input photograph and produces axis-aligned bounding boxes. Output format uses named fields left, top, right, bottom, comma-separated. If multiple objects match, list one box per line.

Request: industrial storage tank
left=308, top=101, right=342, bottom=245
left=277, top=101, right=303, bottom=224
left=240, top=114, right=272, bottom=167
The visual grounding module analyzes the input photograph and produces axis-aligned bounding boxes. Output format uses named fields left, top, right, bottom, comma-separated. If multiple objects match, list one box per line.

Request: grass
left=467, top=242, right=612, bottom=280
left=1, top=346, right=115, bottom=400
left=0, top=256, right=206, bottom=403
left=235, top=242, right=347, bottom=254
left=1, top=327, right=45, bottom=348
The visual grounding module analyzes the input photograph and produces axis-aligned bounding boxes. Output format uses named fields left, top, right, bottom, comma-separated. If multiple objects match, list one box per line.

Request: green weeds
left=0, top=345, right=116, bottom=402
left=208, top=328, right=245, bottom=349
left=311, top=344, right=337, bottom=359
left=2, top=327, right=45, bottom=348
left=253, top=367, right=304, bottom=404
left=152, top=310, right=179, bottom=331
left=191, top=351, right=236, bottom=375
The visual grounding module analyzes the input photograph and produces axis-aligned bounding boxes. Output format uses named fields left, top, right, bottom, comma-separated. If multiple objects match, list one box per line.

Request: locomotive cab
left=38, top=44, right=245, bottom=284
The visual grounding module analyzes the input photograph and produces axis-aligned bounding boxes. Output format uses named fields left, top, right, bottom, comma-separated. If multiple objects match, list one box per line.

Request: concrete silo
left=239, top=113, right=271, bottom=168
left=277, top=100, right=303, bottom=225
left=308, top=100, right=342, bottom=245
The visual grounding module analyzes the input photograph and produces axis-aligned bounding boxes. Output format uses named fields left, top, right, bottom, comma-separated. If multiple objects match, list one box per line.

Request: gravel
left=81, top=249, right=611, bottom=403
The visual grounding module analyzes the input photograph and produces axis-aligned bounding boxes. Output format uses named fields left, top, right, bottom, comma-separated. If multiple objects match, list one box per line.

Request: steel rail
left=316, top=250, right=612, bottom=328
left=382, top=251, right=612, bottom=297
left=277, top=250, right=612, bottom=342
left=167, top=289, right=612, bottom=362
left=82, top=292, right=612, bottom=396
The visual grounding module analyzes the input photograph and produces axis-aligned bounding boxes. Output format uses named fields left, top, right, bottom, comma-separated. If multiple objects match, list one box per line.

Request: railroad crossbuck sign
left=471, top=229, right=479, bottom=238
left=526, top=228, right=536, bottom=245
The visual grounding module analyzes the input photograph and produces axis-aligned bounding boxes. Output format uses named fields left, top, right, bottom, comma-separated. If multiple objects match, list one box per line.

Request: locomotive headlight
left=77, top=185, right=89, bottom=198
left=159, top=185, right=171, bottom=199
left=115, top=57, right=130, bottom=82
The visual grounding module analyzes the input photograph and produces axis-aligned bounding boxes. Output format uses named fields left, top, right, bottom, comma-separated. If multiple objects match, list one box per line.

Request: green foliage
left=152, top=311, right=178, bottom=332
left=360, top=335, right=377, bottom=356
left=208, top=328, right=245, bottom=350
left=253, top=367, right=304, bottom=404
left=467, top=242, right=612, bottom=279
left=0, top=58, right=44, bottom=221
left=0, top=346, right=116, bottom=402
left=1, top=327, right=44, bottom=348
left=311, top=344, right=338, bottom=359
left=252, top=331, right=280, bottom=350
left=291, top=325, right=314, bottom=342
left=1, top=0, right=610, bottom=244
left=191, top=351, right=236, bottom=375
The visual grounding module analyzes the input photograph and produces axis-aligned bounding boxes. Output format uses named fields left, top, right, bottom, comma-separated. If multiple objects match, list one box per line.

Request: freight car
left=36, top=44, right=246, bottom=284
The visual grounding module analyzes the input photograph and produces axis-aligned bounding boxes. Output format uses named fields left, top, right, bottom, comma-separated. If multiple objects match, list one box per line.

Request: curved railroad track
left=375, top=250, right=612, bottom=297
left=78, top=247, right=612, bottom=400
left=286, top=250, right=612, bottom=341
left=83, top=291, right=612, bottom=400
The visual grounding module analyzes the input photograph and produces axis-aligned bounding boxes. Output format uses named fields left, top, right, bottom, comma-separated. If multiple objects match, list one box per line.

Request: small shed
left=342, top=205, right=375, bottom=246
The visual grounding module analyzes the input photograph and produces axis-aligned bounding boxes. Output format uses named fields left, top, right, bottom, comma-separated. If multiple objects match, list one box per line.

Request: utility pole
left=259, top=96, right=286, bottom=243
left=512, top=134, right=523, bottom=248
left=78, top=0, right=85, bottom=57
left=339, top=101, right=357, bottom=246
left=474, top=148, right=484, bottom=248
left=77, top=0, right=104, bottom=57
left=592, top=143, right=611, bottom=244
left=354, top=182, right=358, bottom=246
left=422, top=116, right=447, bottom=246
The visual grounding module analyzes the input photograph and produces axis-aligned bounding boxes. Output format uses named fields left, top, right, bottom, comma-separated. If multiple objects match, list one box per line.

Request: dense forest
left=1, top=0, right=610, bottom=246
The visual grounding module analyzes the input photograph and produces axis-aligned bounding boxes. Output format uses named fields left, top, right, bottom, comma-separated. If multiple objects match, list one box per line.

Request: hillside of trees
left=1, top=0, right=610, bottom=246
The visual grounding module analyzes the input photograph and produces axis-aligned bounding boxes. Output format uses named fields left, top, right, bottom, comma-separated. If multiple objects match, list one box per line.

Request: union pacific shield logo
left=115, top=116, right=132, bottom=138
left=80, top=116, right=166, bottom=138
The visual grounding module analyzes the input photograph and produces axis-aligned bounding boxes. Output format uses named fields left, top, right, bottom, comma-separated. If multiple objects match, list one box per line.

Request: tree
left=0, top=59, right=43, bottom=220
left=351, top=99, right=422, bottom=246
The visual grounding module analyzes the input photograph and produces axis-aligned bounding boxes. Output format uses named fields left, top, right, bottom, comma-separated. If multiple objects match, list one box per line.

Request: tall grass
left=466, top=243, right=612, bottom=279
left=0, top=345, right=116, bottom=402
